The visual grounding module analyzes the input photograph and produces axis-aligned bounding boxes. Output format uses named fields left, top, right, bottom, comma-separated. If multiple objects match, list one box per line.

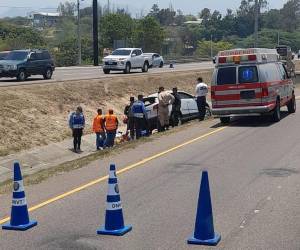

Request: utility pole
left=93, top=0, right=99, bottom=66
left=254, top=0, right=259, bottom=47
left=77, top=0, right=82, bottom=65
left=210, top=34, right=213, bottom=58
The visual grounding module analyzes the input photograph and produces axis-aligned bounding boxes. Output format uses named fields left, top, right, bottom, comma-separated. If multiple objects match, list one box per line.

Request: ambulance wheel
left=103, top=69, right=110, bottom=74
left=220, top=117, right=230, bottom=124
left=287, top=93, right=296, bottom=114
left=272, top=99, right=281, bottom=122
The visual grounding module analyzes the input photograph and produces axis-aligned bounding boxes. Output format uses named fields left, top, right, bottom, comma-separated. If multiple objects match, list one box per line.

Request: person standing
left=195, top=77, right=209, bottom=121
left=124, top=97, right=135, bottom=140
left=104, top=109, right=118, bottom=148
left=69, top=106, right=85, bottom=153
left=131, top=94, right=148, bottom=139
left=158, top=86, right=175, bottom=132
left=92, top=109, right=106, bottom=150
left=171, top=87, right=181, bottom=127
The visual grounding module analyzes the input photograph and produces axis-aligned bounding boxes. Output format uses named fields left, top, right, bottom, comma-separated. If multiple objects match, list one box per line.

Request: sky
left=0, top=0, right=286, bottom=18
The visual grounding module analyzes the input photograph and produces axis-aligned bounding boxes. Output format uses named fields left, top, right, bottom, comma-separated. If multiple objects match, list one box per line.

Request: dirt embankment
left=0, top=70, right=213, bottom=156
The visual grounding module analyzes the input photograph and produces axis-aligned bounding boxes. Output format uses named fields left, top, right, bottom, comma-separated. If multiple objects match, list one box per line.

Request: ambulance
left=211, top=48, right=296, bottom=123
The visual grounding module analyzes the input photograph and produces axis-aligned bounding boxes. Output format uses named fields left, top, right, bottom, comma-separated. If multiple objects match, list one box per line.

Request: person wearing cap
left=92, top=108, right=106, bottom=150
left=69, top=106, right=85, bottom=153
left=131, top=94, right=148, bottom=139
left=158, top=86, right=175, bottom=132
left=104, top=109, right=119, bottom=147
left=171, top=87, right=181, bottom=127
left=124, top=97, right=135, bottom=140
left=195, top=77, right=209, bottom=121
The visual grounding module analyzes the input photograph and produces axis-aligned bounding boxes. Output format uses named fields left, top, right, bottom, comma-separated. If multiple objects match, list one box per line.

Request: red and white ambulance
left=211, top=48, right=296, bottom=123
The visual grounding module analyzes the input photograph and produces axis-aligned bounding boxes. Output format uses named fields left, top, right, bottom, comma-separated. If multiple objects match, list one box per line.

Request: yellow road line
left=0, top=126, right=226, bottom=225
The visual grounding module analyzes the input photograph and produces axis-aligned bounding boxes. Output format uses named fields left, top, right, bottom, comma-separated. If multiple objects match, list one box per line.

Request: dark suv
left=0, top=49, right=55, bottom=81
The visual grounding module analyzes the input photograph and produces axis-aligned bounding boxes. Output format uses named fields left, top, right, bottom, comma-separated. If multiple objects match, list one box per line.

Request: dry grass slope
left=0, top=70, right=213, bottom=156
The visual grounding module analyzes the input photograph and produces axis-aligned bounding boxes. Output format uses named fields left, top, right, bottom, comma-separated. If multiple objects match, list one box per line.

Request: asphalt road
left=0, top=103, right=299, bottom=249
left=0, top=62, right=213, bottom=87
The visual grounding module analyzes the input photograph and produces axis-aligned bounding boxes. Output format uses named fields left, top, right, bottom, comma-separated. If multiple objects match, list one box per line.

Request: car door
left=131, top=50, right=139, bottom=68
left=153, top=54, right=160, bottom=67
left=136, top=49, right=144, bottom=67
left=178, top=92, right=192, bottom=118
left=27, top=52, right=38, bottom=74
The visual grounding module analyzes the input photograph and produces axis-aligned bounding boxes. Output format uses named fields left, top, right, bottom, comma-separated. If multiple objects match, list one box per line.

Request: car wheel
left=272, top=99, right=281, bottom=122
left=124, top=63, right=131, bottom=74
left=142, top=62, right=149, bottom=72
left=287, top=93, right=296, bottom=114
left=43, top=68, right=53, bottom=80
left=159, top=62, right=164, bottom=68
left=220, top=117, right=230, bottom=124
left=103, top=69, right=110, bottom=74
left=17, top=69, right=26, bottom=81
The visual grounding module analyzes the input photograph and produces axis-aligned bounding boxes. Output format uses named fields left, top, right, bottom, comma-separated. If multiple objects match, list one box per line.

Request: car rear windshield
left=0, top=52, right=9, bottom=60
left=217, top=67, right=236, bottom=85
left=5, top=51, right=29, bottom=61
left=143, top=97, right=156, bottom=107
left=238, top=66, right=258, bottom=83
left=111, top=50, right=131, bottom=56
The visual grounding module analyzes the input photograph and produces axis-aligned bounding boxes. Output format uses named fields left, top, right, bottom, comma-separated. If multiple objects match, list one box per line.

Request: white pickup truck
left=102, top=48, right=151, bottom=74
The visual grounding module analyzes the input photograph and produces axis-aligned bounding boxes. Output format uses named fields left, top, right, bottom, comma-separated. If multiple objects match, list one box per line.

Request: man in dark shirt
left=124, top=97, right=135, bottom=140
left=171, top=87, right=181, bottom=127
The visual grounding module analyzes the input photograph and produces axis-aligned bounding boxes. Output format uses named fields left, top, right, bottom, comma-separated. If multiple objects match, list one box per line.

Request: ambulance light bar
left=218, top=54, right=257, bottom=64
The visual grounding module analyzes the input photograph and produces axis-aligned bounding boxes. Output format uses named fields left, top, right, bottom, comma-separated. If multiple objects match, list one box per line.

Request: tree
left=100, top=13, right=134, bottom=48
left=196, top=40, right=233, bottom=57
left=133, top=16, right=165, bottom=52
left=279, top=0, right=300, bottom=32
left=57, top=1, right=76, bottom=16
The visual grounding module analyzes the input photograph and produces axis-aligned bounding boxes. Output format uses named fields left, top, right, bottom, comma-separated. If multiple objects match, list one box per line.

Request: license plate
left=240, top=90, right=255, bottom=99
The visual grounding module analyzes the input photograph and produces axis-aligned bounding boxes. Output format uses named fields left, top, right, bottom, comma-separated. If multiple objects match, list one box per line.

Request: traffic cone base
left=2, top=220, right=37, bottom=231
left=187, top=232, right=221, bottom=246
left=97, top=224, right=132, bottom=236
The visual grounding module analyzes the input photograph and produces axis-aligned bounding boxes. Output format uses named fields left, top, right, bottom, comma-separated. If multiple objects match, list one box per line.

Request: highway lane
left=0, top=104, right=299, bottom=249
left=0, top=62, right=213, bottom=87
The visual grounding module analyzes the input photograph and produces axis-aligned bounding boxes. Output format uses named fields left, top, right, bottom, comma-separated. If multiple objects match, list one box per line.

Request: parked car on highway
left=102, top=48, right=151, bottom=74
left=0, top=51, right=10, bottom=60
left=143, top=91, right=211, bottom=132
left=0, top=49, right=55, bottom=81
left=144, top=53, right=164, bottom=68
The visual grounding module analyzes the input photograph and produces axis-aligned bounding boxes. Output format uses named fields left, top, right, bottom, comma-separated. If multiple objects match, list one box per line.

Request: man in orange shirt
left=92, top=109, right=106, bottom=150
left=104, top=109, right=119, bottom=148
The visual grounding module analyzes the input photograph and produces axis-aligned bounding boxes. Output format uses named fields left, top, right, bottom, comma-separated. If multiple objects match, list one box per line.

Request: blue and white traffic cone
left=97, top=164, right=132, bottom=236
left=187, top=171, right=221, bottom=246
left=2, top=161, right=37, bottom=231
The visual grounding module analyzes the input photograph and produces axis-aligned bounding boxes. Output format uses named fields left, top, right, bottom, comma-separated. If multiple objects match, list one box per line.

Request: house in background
left=28, top=12, right=61, bottom=28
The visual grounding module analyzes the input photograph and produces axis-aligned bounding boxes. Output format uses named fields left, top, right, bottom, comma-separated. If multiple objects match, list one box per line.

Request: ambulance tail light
left=262, top=87, right=269, bottom=97
left=248, top=54, right=257, bottom=61
left=211, top=90, right=216, bottom=100
left=218, top=57, right=226, bottom=64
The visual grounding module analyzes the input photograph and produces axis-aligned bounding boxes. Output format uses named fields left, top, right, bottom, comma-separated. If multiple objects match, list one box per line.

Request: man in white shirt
left=195, top=77, right=209, bottom=121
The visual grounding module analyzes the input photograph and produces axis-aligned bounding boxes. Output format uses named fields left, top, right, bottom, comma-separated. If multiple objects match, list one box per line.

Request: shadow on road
left=210, top=111, right=291, bottom=128
left=0, top=77, right=44, bottom=83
